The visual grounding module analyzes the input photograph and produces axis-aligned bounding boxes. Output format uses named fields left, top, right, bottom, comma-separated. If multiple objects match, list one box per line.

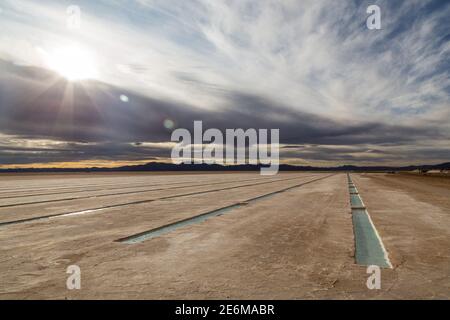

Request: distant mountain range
left=1, top=162, right=449, bottom=173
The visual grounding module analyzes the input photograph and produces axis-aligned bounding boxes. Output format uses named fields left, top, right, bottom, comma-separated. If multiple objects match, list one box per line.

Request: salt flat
left=0, top=172, right=448, bottom=299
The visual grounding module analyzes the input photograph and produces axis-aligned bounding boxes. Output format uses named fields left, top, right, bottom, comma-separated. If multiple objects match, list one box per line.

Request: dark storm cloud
left=280, top=144, right=450, bottom=163
left=0, top=59, right=448, bottom=165
left=0, top=141, right=163, bottom=165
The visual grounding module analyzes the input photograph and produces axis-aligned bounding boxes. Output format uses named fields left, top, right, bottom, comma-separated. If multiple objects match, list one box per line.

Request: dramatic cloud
left=0, top=0, right=449, bottom=166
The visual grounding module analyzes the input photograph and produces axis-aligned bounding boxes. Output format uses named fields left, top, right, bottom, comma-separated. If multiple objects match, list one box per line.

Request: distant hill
left=1, top=162, right=449, bottom=173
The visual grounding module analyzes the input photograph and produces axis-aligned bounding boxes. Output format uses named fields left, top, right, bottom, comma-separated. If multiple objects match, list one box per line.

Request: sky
left=0, top=0, right=449, bottom=168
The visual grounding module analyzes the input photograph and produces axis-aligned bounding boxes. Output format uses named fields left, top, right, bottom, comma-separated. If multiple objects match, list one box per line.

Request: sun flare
left=45, top=45, right=98, bottom=81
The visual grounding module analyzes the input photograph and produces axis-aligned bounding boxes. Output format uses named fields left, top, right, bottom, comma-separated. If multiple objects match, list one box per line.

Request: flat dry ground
left=0, top=172, right=448, bottom=299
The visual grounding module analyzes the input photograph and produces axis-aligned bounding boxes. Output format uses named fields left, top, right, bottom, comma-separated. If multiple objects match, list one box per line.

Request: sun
left=45, top=45, right=98, bottom=81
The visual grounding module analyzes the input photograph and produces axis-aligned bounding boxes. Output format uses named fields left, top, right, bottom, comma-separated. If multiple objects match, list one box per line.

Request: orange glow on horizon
left=0, top=159, right=170, bottom=170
